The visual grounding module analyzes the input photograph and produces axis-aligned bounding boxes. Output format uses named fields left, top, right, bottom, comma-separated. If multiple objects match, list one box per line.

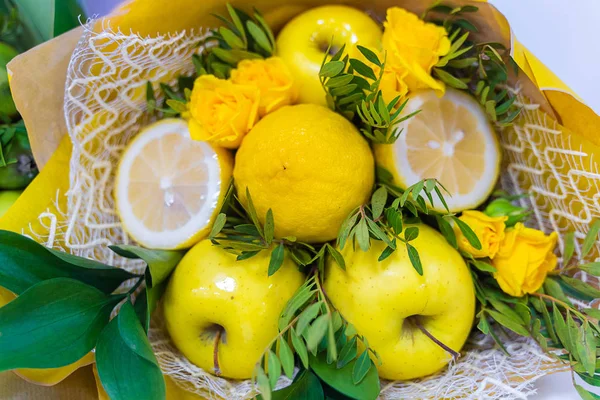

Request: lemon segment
left=115, top=119, right=232, bottom=250
left=375, top=88, right=501, bottom=212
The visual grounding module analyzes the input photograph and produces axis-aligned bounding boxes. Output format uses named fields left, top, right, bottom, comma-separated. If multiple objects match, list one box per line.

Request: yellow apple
left=324, top=224, right=475, bottom=380
left=163, top=240, right=305, bottom=379
left=0, top=190, right=21, bottom=218
left=276, top=5, right=382, bottom=105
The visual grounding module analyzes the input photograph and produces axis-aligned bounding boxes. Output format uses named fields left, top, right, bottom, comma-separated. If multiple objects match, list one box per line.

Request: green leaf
left=404, top=227, right=419, bottom=242
left=267, top=350, right=282, bottom=389
left=567, top=312, right=581, bottom=360
left=310, top=352, right=380, bottom=400
left=352, top=351, right=372, bottom=385
left=356, top=45, right=381, bottom=67
left=291, top=328, right=309, bottom=369
left=487, top=310, right=529, bottom=336
left=337, top=336, right=358, bottom=369
left=320, top=61, right=345, bottom=78
left=452, top=217, right=482, bottom=250
left=268, top=370, right=324, bottom=400
left=96, top=300, right=165, bottom=400
left=225, top=3, right=246, bottom=44
left=16, top=0, right=84, bottom=45
left=209, top=213, right=227, bottom=238
left=580, top=262, right=600, bottom=276
left=583, top=308, right=600, bottom=320
left=264, top=209, right=275, bottom=245
left=349, top=59, right=377, bottom=80
left=326, top=74, right=355, bottom=88
left=406, top=243, right=423, bottom=275
left=472, top=260, right=496, bottom=273
left=0, top=278, right=121, bottom=371
left=552, top=303, right=570, bottom=350
left=385, top=208, right=403, bottom=235
left=477, top=317, right=490, bottom=334
left=279, top=281, right=316, bottom=330
left=278, top=337, right=295, bottom=379
left=256, top=365, right=272, bottom=400
left=371, top=187, right=387, bottom=219
left=577, top=321, right=598, bottom=377
left=247, top=20, right=273, bottom=54
left=268, top=243, right=285, bottom=276
left=575, top=384, right=600, bottom=400
left=433, top=68, right=468, bottom=89
left=219, top=26, right=244, bottom=49
left=560, top=276, right=600, bottom=299
left=337, top=211, right=359, bottom=250
left=0, top=230, right=136, bottom=295
left=378, top=244, right=395, bottom=262
left=356, top=218, right=370, bottom=252
left=582, top=220, right=600, bottom=258
left=307, top=314, right=330, bottom=353
left=297, top=302, right=323, bottom=336
left=109, top=245, right=183, bottom=288
left=326, top=244, right=346, bottom=270
left=454, top=18, right=478, bottom=32
left=245, top=188, right=264, bottom=236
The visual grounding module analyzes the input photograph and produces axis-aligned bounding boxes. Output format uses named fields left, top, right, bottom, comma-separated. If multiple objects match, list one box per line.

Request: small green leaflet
left=268, top=243, right=285, bottom=276
left=109, top=245, right=184, bottom=287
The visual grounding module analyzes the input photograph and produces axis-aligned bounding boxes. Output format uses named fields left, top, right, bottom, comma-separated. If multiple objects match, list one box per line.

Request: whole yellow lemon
left=325, top=224, right=475, bottom=380
left=163, top=240, right=304, bottom=379
left=276, top=5, right=382, bottom=105
left=234, top=104, right=375, bottom=243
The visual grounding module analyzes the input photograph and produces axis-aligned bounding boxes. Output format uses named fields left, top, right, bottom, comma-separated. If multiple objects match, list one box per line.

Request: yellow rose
left=454, top=210, right=507, bottom=259
left=492, top=223, right=559, bottom=297
left=187, top=74, right=260, bottom=149
left=379, top=64, right=409, bottom=105
left=230, top=57, right=298, bottom=117
left=382, top=7, right=451, bottom=95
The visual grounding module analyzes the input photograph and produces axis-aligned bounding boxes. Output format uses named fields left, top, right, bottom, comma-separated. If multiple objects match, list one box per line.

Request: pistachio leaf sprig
left=253, top=272, right=381, bottom=400
left=337, top=171, right=482, bottom=275
left=319, top=44, right=420, bottom=144
left=193, top=4, right=276, bottom=79
left=209, top=181, right=323, bottom=275
left=145, top=78, right=195, bottom=117
left=424, top=3, right=522, bottom=126
left=470, top=222, right=600, bottom=398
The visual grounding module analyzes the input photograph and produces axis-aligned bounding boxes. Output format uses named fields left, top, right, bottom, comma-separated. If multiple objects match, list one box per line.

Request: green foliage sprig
left=0, top=230, right=184, bottom=400
left=194, top=4, right=276, bottom=79
left=425, top=3, right=522, bottom=126
left=470, top=221, right=600, bottom=399
left=319, top=44, right=420, bottom=144
left=254, top=272, right=381, bottom=400
left=336, top=169, right=482, bottom=275
left=209, top=181, right=329, bottom=275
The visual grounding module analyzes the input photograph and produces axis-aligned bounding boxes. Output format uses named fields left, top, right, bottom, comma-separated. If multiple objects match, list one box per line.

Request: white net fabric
left=23, top=18, right=598, bottom=400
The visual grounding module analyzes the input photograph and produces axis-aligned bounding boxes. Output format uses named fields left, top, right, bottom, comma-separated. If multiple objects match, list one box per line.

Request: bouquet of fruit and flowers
left=1, top=0, right=599, bottom=399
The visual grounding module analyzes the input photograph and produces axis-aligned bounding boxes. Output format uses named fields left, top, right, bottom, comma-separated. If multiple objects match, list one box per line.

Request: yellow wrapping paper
left=1, top=0, right=598, bottom=398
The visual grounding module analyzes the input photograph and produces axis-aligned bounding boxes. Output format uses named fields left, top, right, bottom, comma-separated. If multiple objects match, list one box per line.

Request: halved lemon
left=374, top=88, right=501, bottom=212
left=115, top=119, right=233, bottom=250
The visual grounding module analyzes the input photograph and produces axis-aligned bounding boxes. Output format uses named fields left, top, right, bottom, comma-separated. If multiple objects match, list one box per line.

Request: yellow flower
left=230, top=57, right=298, bottom=117
left=492, top=223, right=559, bottom=297
left=379, top=64, right=409, bottom=105
left=382, top=7, right=451, bottom=95
left=454, top=210, right=507, bottom=259
left=187, top=74, right=260, bottom=149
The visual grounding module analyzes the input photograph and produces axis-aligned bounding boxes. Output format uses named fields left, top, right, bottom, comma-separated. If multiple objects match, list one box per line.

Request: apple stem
left=213, top=328, right=222, bottom=376
left=415, top=319, right=460, bottom=360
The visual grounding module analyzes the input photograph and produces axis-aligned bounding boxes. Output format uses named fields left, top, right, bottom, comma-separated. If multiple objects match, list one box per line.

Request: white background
left=490, top=1, right=599, bottom=398
left=80, top=0, right=600, bottom=397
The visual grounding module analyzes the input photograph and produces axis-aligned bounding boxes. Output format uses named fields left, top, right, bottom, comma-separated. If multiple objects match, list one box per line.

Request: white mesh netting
left=21, top=17, right=600, bottom=400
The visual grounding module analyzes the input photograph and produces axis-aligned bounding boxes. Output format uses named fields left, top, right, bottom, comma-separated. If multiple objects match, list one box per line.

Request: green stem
left=532, top=292, right=590, bottom=323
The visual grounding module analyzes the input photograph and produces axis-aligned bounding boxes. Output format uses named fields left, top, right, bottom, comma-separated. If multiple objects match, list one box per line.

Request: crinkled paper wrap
left=3, top=0, right=600, bottom=398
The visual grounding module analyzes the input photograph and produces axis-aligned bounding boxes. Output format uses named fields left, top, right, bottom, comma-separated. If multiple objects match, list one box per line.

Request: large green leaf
left=310, top=352, right=380, bottom=400
left=0, top=230, right=137, bottom=295
left=96, top=300, right=166, bottom=400
left=15, top=0, right=84, bottom=47
left=265, top=370, right=324, bottom=400
left=109, top=245, right=184, bottom=288
left=0, top=278, right=121, bottom=371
